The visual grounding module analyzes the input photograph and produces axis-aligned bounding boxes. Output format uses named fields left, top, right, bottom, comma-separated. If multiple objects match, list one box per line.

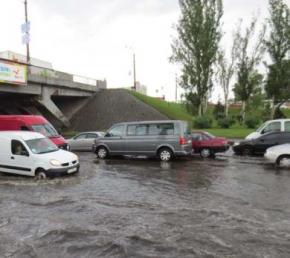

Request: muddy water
left=0, top=152, right=290, bottom=258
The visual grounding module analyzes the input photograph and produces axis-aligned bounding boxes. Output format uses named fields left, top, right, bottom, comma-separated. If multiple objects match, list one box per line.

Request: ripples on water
left=0, top=152, right=290, bottom=257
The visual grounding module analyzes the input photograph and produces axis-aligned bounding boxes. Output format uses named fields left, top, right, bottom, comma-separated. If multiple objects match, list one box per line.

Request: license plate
left=68, top=167, right=77, bottom=174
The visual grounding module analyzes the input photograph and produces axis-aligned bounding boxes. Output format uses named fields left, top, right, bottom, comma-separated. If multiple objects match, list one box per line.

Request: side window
left=127, top=125, right=147, bottom=136
left=127, top=125, right=137, bottom=136
left=136, top=125, right=147, bottom=136
left=86, top=133, right=97, bottom=139
left=74, top=134, right=87, bottom=140
left=148, top=123, right=174, bottom=135
left=192, top=133, right=201, bottom=141
left=263, top=122, right=281, bottom=133
left=285, top=122, right=290, bottom=132
left=11, top=140, right=29, bottom=156
left=202, top=134, right=210, bottom=140
left=108, top=125, right=124, bottom=137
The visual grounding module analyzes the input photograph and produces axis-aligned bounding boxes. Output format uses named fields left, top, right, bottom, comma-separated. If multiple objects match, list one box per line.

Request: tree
left=216, top=32, right=239, bottom=117
left=265, top=0, right=290, bottom=118
left=233, top=19, right=266, bottom=122
left=171, top=0, right=223, bottom=116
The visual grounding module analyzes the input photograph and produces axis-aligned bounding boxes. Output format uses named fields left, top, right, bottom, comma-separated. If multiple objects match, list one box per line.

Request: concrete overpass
left=0, top=58, right=106, bottom=128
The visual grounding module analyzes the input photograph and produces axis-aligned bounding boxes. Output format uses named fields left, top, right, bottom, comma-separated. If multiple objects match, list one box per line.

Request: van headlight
left=50, top=159, right=61, bottom=166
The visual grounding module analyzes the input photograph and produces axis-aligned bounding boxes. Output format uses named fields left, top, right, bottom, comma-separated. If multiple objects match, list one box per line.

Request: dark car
left=191, top=131, right=230, bottom=158
left=233, top=132, right=290, bottom=156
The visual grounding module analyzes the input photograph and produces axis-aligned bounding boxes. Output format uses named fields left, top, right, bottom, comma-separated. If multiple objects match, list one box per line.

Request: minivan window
left=148, top=123, right=174, bottom=135
left=263, top=122, right=281, bottom=134
left=32, top=124, right=59, bottom=137
left=25, top=138, right=58, bottom=154
left=11, top=140, right=29, bottom=156
left=127, top=125, right=147, bottom=136
left=108, top=125, right=124, bottom=137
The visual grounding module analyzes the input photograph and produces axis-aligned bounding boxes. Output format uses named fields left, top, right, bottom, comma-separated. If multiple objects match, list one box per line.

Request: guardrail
left=0, top=57, right=106, bottom=89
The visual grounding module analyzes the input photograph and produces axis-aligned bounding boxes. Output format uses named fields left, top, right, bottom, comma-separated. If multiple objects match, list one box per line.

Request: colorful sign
left=0, top=60, right=27, bottom=85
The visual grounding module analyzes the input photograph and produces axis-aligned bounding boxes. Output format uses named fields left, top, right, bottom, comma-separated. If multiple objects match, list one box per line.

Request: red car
left=191, top=131, right=230, bottom=158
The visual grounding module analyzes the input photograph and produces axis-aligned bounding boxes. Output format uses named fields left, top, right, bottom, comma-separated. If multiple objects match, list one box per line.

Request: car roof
left=77, top=131, right=104, bottom=134
left=0, top=115, right=47, bottom=125
left=112, top=120, right=185, bottom=126
left=0, top=131, right=45, bottom=141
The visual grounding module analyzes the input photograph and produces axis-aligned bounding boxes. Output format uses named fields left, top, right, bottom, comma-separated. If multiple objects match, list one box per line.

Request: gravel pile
left=70, top=89, right=168, bottom=131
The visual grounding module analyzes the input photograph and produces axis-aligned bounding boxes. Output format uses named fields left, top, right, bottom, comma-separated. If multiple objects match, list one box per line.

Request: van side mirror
left=105, top=133, right=111, bottom=137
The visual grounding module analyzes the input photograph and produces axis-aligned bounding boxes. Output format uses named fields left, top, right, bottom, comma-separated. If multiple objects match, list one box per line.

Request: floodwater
left=0, top=151, right=290, bottom=258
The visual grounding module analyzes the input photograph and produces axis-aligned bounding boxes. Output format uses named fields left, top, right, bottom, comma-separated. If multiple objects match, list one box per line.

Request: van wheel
left=200, top=148, right=211, bottom=158
left=276, top=155, right=290, bottom=167
left=96, top=146, right=109, bottom=159
left=158, top=148, right=173, bottom=162
left=35, top=169, right=47, bottom=180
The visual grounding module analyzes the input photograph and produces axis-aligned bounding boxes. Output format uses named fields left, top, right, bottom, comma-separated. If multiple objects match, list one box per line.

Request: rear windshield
left=32, top=124, right=59, bottom=137
left=25, top=138, right=58, bottom=154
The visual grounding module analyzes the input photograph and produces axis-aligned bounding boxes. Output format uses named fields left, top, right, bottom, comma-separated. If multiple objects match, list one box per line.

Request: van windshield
left=25, top=138, right=58, bottom=154
left=32, top=124, right=59, bottom=137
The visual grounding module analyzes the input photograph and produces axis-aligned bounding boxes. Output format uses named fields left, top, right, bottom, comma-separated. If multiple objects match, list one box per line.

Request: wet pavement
left=0, top=151, right=290, bottom=258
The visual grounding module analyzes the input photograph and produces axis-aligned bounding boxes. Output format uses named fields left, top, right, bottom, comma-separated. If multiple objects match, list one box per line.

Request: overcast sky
left=1, top=0, right=289, bottom=101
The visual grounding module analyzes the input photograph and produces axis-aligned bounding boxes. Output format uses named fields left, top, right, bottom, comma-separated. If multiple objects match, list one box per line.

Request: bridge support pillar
left=37, top=87, right=71, bottom=128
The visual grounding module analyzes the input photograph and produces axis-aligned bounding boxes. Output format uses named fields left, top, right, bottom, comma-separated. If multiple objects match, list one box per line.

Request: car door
left=70, top=133, right=88, bottom=150
left=83, top=133, right=99, bottom=150
left=126, top=124, right=148, bottom=154
left=104, top=125, right=125, bottom=153
left=191, top=133, right=202, bottom=152
left=6, top=140, right=33, bottom=176
left=254, top=133, right=279, bottom=154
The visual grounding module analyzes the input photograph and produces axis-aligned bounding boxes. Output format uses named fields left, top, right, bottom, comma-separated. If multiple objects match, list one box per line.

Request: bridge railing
left=0, top=57, right=106, bottom=90
left=29, top=66, right=106, bottom=89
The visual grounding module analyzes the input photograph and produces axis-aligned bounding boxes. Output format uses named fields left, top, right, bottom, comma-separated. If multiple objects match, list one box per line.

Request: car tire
left=35, top=169, right=47, bottom=180
left=200, top=148, right=211, bottom=158
left=276, top=155, right=290, bottom=167
left=242, top=146, right=253, bottom=156
left=158, top=147, right=173, bottom=162
left=96, top=146, right=109, bottom=159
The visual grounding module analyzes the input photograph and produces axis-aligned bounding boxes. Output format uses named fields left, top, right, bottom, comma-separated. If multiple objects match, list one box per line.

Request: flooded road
left=0, top=152, right=290, bottom=258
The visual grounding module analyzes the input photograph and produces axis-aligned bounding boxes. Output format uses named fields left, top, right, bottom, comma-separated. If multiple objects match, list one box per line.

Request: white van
left=0, top=131, right=79, bottom=178
left=246, top=119, right=290, bottom=140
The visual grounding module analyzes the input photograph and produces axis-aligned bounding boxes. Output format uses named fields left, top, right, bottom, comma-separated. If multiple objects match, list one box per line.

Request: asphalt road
left=0, top=151, right=290, bottom=258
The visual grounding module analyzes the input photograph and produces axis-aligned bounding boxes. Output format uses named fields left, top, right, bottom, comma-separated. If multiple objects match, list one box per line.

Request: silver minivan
left=93, top=120, right=192, bottom=161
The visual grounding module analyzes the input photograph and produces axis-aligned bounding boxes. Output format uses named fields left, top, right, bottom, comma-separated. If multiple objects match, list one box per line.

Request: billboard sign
left=0, top=60, right=27, bottom=85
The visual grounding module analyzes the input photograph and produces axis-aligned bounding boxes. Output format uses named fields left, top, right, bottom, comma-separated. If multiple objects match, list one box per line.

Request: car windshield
left=25, top=138, right=59, bottom=154
left=32, top=123, right=59, bottom=137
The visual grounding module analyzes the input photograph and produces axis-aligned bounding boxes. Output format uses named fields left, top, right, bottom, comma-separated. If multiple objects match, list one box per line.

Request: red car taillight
left=179, top=137, right=187, bottom=145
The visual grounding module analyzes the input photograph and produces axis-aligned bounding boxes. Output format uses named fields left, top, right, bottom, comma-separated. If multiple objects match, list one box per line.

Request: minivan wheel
left=96, top=146, right=109, bottom=159
left=158, top=148, right=173, bottom=162
left=200, top=148, right=211, bottom=158
left=276, top=155, right=290, bottom=167
left=35, top=169, right=47, bottom=180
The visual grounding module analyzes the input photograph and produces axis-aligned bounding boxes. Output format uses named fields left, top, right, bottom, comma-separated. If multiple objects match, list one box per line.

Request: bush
left=217, top=117, right=235, bottom=129
left=245, top=116, right=260, bottom=129
left=194, top=116, right=213, bottom=129
left=213, top=102, right=225, bottom=120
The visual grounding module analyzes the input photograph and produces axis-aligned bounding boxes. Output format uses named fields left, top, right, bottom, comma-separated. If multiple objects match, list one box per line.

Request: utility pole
left=24, top=0, right=30, bottom=66
left=133, top=53, right=136, bottom=90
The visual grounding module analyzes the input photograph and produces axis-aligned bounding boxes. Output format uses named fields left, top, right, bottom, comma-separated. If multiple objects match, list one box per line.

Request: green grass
left=206, top=128, right=254, bottom=139
left=129, top=90, right=193, bottom=123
